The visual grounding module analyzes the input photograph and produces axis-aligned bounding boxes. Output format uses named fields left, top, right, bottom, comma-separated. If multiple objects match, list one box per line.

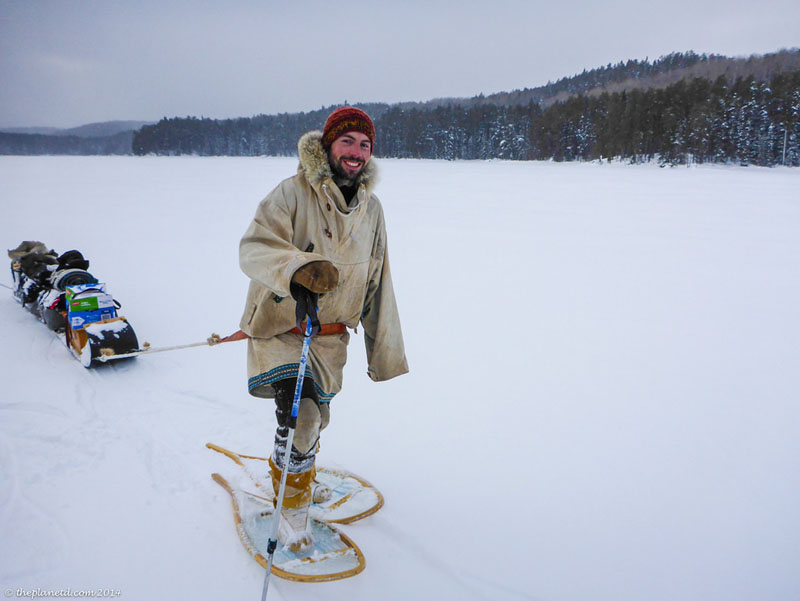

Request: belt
left=289, top=322, right=347, bottom=336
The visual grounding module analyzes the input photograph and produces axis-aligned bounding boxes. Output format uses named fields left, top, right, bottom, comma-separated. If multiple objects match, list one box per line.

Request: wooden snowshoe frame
left=212, top=473, right=366, bottom=582
left=206, top=443, right=384, bottom=524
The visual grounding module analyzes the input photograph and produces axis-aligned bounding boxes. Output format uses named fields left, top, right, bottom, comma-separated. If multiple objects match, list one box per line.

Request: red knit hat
left=322, top=106, right=375, bottom=150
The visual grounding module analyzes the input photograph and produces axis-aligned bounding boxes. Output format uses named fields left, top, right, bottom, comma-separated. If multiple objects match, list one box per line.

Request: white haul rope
left=95, top=330, right=249, bottom=362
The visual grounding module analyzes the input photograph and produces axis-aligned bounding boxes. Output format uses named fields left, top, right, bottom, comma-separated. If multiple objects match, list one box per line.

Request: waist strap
left=289, top=322, right=347, bottom=336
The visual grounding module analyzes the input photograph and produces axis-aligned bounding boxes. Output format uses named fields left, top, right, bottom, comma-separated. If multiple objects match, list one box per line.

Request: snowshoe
left=206, top=443, right=384, bottom=524
left=212, top=473, right=366, bottom=582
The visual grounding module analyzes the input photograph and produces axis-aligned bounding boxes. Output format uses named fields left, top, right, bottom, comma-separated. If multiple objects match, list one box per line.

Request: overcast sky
left=1, top=0, right=798, bottom=128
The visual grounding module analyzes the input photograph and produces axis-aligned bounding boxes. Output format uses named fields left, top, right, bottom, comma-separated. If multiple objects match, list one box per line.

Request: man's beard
left=330, top=156, right=365, bottom=186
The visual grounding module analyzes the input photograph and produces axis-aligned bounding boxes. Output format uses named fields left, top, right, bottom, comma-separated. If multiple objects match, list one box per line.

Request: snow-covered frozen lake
left=1, top=156, right=799, bottom=601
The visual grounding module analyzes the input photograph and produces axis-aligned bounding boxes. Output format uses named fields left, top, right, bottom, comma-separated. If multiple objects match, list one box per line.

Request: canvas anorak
left=239, top=131, right=408, bottom=400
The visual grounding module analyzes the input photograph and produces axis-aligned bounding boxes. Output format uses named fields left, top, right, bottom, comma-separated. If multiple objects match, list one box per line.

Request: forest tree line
left=132, top=71, right=800, bottom=166
left=0, top=130, right=134, bottom=156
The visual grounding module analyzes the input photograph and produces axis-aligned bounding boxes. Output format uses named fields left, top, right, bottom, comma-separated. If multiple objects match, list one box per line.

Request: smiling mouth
left=342, top=159, right=363, bottom=170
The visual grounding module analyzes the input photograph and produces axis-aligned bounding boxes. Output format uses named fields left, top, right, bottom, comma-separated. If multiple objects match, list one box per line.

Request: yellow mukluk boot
left=269, top=457, right=314, bottom=553
left=310, top=449, right=332, bottom=504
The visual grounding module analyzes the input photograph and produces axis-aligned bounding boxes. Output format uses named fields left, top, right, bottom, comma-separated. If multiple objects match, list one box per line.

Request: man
left=239, top=106, right=408, bottom=552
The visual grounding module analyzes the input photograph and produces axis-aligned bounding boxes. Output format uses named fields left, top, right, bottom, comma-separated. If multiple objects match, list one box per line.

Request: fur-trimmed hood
left=297, top=130, right=379, bottom=196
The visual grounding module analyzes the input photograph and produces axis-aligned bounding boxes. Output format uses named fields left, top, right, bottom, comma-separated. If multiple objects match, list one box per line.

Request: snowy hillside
left=1, top=156, right=799, bottom=601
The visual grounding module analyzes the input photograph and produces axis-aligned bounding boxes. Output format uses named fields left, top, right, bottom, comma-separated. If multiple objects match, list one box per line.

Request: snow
left=84, top=319, right=132, bottom=336
left=1, top=155, right=799, bottom=601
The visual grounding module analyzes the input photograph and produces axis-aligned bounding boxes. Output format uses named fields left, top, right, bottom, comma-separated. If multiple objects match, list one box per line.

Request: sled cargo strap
left=289, top=322, right=347, bottom=336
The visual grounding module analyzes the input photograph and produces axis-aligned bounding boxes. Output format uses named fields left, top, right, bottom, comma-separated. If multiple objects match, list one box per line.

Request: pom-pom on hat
left=322, top=106, right=375, bottom=150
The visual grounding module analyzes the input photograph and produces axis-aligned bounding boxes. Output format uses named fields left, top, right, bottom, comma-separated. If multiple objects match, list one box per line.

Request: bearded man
left=238, top=106, right=408, bottom=552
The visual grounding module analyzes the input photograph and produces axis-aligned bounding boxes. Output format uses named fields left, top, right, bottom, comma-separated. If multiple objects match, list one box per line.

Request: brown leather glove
left=291, top=261, right=339, bottom=293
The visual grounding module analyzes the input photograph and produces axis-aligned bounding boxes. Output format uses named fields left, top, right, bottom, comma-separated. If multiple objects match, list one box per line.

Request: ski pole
left=261, top=317, right=314, bottom=601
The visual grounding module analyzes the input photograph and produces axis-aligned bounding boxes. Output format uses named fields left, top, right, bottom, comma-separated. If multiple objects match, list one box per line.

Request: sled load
left=8, top=240, right=139, bottom=367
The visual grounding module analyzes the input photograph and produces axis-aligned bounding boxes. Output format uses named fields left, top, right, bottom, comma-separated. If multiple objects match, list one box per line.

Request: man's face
left=328, top=131, right=372, bottom=185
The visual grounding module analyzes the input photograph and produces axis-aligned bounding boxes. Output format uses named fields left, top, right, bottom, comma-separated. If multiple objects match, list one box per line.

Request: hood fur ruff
left=297, top=130, right=379, bottom=195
